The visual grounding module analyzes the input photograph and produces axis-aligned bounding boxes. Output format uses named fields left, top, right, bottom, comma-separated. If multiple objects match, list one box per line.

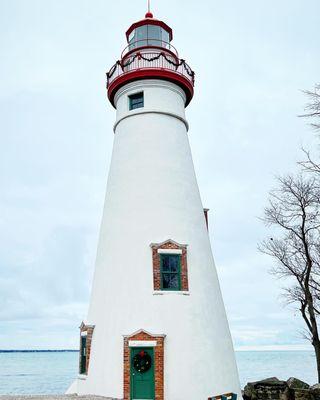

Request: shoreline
left=0, top=351, right=78, bottom=353
left=0, top=349, right=314, bottom=353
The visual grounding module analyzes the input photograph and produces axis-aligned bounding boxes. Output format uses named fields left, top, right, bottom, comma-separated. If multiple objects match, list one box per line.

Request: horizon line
left=0, top=347, right=313, bottom=353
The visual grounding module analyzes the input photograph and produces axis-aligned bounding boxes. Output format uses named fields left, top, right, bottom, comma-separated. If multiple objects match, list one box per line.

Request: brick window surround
left=79, top=322, right=95, bottom=375
left=123, top=329, right=165, bottom=400
left=150, top=239, right=189, bottom=291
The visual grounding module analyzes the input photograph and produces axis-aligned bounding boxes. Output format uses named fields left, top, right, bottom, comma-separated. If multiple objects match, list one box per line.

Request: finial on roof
left=145, top=0, right=153, bottom=18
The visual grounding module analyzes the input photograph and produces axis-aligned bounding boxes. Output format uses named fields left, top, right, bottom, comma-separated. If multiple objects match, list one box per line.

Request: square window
left=129, top=92, right=144, bottom=110
left=160, top=254, right=181, bottom=291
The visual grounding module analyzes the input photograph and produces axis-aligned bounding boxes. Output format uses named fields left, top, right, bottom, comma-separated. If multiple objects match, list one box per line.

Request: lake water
left=0, top=351, right=317, bottom=395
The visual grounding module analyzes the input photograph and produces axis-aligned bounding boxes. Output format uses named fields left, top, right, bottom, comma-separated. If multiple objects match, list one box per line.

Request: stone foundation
left=244, top=377, right=319, bottom=400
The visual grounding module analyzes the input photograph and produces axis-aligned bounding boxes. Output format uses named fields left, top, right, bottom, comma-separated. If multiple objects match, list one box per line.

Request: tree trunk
left=307, top=292, right=320, bottom=383
left=313, top=338, right=320, bottom=383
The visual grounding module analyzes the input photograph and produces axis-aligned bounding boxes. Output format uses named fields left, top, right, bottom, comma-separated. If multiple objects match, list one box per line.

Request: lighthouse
left=68, top=8, right=241, bottom=400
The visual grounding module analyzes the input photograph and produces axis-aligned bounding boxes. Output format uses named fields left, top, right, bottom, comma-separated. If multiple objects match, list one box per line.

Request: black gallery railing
left=106, top=51, right=195, bottom=87
left=121, top=39, right=179, bottom=58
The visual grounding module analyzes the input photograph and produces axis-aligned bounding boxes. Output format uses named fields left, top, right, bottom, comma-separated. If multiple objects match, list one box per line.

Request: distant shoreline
left=0, top=349, right=313, bottom=353
left=0, top=350, right=78, bottom=353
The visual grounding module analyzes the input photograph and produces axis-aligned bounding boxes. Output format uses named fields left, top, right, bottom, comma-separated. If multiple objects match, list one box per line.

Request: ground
left=0, top=396, right=120, bottom=400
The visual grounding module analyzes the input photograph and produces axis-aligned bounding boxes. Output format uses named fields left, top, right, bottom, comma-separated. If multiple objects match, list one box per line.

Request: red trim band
left=107, top=69, right=194, bottom=108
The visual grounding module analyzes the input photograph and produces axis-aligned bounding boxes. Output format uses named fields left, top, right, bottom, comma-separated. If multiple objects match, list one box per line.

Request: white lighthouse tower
left=68, top=8, right=241, bottom=400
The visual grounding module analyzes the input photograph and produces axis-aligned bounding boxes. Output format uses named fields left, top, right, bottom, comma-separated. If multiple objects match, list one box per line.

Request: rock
left=287, top=378, right=310, bottom=390
left=257, top=378, right=287, bottom=387
left=243, top=382, right=255, bottom=400
left=243, top=378, right=289, bottom=400
left=287, top=378, right=311, bottom=400
left=311, top=384, right=320, bottom=400
left=292, top=389, right=312, bottom=400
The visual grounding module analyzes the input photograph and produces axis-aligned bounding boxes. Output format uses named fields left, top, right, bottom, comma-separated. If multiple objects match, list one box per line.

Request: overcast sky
left=0, top=0, right=319, bottom=351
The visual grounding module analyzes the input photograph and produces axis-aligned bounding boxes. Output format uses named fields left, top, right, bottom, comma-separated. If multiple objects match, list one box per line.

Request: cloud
left=0, top=0, right=319, bottom=349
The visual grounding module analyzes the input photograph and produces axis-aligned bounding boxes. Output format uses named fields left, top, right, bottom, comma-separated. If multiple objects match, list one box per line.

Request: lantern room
left=124, top=13, right=174, bottom=55
left=106, top=13, right=195, bottom=108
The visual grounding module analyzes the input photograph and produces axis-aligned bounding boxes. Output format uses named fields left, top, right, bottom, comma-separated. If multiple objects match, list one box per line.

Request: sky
left=0, top=0, right=319, bottom=350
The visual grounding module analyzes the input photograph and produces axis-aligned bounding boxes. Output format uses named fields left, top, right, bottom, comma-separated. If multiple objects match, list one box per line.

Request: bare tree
left=259, top=175, right=320, bottom=381
left=299, top=148, right=320, bottom=174
left=298, top=84, right=320, bottom=175
left=300, top=84, right=320, bottom=131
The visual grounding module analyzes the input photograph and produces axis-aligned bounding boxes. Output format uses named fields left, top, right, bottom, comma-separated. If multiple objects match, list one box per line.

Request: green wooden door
left=130, top=347, right=155, bottom=400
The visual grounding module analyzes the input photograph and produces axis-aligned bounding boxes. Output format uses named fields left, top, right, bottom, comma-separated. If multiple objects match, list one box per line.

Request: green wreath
left=133, top=350, right=152, bottom=373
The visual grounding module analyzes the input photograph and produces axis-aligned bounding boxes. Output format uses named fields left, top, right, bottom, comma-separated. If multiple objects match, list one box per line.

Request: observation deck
left=106, top=14, right=195, bottom=107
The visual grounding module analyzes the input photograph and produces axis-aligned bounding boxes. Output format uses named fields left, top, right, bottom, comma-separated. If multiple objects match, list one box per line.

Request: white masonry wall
left=70, top=79, right=241, bottom=400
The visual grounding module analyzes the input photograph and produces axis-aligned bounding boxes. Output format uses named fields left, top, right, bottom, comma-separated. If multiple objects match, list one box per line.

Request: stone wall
left=244, top=377, right=320, bottom=400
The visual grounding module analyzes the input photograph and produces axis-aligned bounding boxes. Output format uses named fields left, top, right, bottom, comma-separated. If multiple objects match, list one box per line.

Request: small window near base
left=78, top=323, right=94, bottom=375
left=80, top=335, right=87, bottom=374
left=129, top=92, right=144, bottom=110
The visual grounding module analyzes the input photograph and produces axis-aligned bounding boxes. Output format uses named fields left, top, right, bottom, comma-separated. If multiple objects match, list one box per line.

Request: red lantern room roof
left=106, top=12, right=195, bottom=108
left=126, top=13, right=173, bottom=42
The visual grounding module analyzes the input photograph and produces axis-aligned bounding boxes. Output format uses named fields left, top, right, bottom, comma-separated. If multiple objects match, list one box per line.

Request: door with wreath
left=130, top=347, right=155, bottom=400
